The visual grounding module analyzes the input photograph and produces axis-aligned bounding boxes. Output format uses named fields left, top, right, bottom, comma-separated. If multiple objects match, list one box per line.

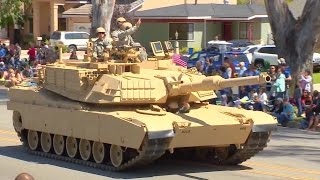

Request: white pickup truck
left=252, top=45, right=320, bottom=70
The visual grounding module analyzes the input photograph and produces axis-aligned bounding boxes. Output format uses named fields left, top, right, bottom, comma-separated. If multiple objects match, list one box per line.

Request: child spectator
left=300, top=70, right=312, bottom=93
left=258, top=87, right=268, bottom=111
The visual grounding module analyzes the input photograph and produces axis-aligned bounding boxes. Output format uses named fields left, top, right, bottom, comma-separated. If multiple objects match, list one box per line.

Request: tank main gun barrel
left=176, top=73, right=271, bottom=94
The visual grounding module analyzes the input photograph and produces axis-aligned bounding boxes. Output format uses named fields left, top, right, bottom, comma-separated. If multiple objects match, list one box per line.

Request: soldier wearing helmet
left=93, top=27, right=112, bottom=61
left=116, top=17, right=126, bottom=26
left=111, top=18, right=141, bottom=47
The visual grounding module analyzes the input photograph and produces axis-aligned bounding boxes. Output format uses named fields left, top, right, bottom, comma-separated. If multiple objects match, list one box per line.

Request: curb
left=286, top=121, right=320, bottom=132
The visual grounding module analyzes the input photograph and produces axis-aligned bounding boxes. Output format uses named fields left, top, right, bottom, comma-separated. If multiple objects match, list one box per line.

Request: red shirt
left=27, top=48, right=36, bottom=59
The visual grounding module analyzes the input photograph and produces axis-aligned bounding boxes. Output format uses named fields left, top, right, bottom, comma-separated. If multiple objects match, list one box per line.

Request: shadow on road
left=0, top=145, right=251, bottom=179
left=257, top=128, right=320, bottom=161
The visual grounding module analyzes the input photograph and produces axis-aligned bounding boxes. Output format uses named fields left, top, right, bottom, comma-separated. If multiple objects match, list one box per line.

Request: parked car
left=252, top=45, right=278, bottom=68
left=252, top=45, right=320, bottom=70
left=241, top=45, right=262, bottom=64
left=228, top=40, right=255, bottom=50
left=49, top=31, right=90, bottom=52
left=313, top=52, right=320, bottom=72
left=187, top=50, right=250, bottom=72
left=187, top=50, right=222, bottom=69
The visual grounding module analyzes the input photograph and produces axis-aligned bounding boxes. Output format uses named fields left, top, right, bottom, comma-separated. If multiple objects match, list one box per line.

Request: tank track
left=165, top=131, right=270, bottom=165
left=216, top=131, right=271, bottom=165
left=16, top=130, right=170, bottom=171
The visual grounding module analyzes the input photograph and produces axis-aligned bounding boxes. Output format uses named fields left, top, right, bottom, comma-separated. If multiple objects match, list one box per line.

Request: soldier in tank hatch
left=111, top=18, right=141, bottom=47
left=93, top=27, right=112, bottom=62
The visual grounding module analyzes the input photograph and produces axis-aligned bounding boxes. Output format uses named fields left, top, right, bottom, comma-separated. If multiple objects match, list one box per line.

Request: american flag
left=172, top=54, right=187, bottom=67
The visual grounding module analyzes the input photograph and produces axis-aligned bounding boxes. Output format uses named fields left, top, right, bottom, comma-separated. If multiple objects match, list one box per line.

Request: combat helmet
left=121, top=22, right=133, bottom=30
left=96, top=27, right=106, bottom=33
left=116, top=17, right=126, bottom=23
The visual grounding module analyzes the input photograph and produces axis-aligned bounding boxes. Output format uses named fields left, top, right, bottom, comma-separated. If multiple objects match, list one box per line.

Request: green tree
left=0, top=0, right=31, bottom=28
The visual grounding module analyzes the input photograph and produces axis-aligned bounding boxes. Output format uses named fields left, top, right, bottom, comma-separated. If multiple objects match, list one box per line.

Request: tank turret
left=41, top=61, right=270, bottom=104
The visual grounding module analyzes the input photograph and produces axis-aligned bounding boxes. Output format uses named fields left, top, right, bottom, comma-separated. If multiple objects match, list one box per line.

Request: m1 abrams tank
left=6, top=41, right=277, bottom=171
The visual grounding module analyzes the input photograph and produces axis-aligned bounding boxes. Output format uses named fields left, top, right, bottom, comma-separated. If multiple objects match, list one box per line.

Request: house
left=59, top=0, right=272, bottom=52
left=62, top=0, right=144, bottom=33
left=2, top=0, right=143, bottom=45
left=133, top=0, right=272, bottom=51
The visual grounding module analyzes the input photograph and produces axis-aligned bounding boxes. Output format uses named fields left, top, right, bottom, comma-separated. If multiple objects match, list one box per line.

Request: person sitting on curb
left=276, top=97, right=294, bottom=127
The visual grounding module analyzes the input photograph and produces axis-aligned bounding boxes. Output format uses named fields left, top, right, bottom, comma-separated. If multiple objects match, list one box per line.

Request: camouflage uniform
left=93, top=38, right=112, bottom=60
left=111, top=26, right=139, bottom=47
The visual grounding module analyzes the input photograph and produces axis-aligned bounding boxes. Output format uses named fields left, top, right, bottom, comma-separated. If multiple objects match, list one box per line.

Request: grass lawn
left=314, top=72, right=320, bottom=84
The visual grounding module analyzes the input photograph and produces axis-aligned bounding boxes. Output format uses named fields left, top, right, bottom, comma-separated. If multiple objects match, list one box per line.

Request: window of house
left=239, top=22, right=248, bottom=39
left=169, top=23, right=194, bottom=41
left=29, top=18, right=33, bottom=34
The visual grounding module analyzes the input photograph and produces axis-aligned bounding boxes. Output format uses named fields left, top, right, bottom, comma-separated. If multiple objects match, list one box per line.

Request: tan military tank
left=6, top=41, right=277, bottom=171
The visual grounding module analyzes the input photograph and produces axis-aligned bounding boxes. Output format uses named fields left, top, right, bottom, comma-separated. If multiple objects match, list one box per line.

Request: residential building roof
left=134, top=3, right=267, bottom=20
left=62, top=0, right=144, bottom=17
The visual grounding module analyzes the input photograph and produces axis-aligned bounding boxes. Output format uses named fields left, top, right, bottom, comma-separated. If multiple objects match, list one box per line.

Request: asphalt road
left=1, top=88, right=320, bottom=180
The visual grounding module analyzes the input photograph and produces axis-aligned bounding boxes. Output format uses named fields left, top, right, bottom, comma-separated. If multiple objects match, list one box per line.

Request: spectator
left=280, top=63, right=292, bottom=98
left=14, top=43, right=21, bottom=60
left=195, top=61, right=203, bottom=73
left=303, top=91, right=320, bottom=131
left=27, top=44, right=36, bottom=66
left=273, top=66, right=286, bottom=98
left=237, top=62, right=247, bottom=77
left=239, top=86, right=249, bottom=99
left=243, top=64, right=260, bottom=92
left=276, top=97, right=294, bottom=127
left=294, top=83, right=303, bottom=117
left=69, top=49, right=78, bottom=60
left=301, top=90, right=313, bottom=112
left=300, top=70, right=312, bottom=93
left=22, top=65, right=34, bottom=78
left=270, top=98, right=284, bottom=116
left=204, top=58, right=213, bottom=76
left=258, top=87, right=268, bottom=111
left=224, top=57, right=235, bottom=78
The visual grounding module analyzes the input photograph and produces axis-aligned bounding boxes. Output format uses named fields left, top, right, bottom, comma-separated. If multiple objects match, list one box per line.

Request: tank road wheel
left=79, top=139, right=92, bottom=161
left=214, top=147, right=230, bottom=163
left=66, top=137, right=78, bottom=158
left=27, top=130, right=39, bottom=151
left=40, top=132, right=52, bottom=153
left=13, top=111, right=23, bottom=133
left=53, top=134, right=65, bottom=155
left=110, top=144, right=123, bottom=167
left=92, top=142, right=105, bottom=164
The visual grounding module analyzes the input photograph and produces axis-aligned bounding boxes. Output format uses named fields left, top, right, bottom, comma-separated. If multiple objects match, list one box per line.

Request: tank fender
left=147, top=129, right=175, bottom=139
left=252, top=120, right=278, bottom=132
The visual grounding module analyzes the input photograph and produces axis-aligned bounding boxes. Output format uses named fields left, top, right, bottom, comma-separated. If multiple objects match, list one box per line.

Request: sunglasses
left=98, top=32, right=105, bottom=34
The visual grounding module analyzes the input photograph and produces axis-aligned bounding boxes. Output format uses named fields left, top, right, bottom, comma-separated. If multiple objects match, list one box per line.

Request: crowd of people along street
left=0, top=42, right=62, bottom=87
left=196, top=56, right=319, bottom=131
